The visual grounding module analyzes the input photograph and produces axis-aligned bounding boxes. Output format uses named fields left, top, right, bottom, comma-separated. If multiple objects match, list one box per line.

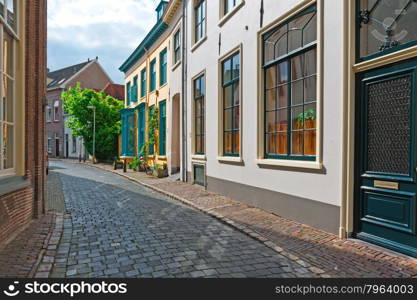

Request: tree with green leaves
left=62, top=83, right=124, bottom=160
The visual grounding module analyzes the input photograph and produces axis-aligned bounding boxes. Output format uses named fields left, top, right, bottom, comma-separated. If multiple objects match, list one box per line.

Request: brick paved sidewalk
left=0, top=212, right=57, bottom=278
left=0, top=169, right=65, bottom=278
left=75, top=160, right=417, bottom=278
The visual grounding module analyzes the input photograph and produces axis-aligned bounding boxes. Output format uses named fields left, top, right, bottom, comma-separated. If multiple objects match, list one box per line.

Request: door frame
left=341, top=0, right=417, bottom=240
left=353, top=61, right=417, bottom=246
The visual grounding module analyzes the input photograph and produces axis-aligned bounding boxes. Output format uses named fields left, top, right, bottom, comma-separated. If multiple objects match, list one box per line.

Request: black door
left=355, top=59, right=417, bottom=257
left=56, top=139, right=60, bottom=157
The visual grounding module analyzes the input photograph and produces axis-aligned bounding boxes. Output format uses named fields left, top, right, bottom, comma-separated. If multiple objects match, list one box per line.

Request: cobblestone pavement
left=78, top=160, right=417, bottom=278
left=49, top=161, right=317, bottom=278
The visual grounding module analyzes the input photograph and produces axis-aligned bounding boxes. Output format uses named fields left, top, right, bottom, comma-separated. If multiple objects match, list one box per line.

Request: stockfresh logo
left=3, top=281, right=20, bottom=297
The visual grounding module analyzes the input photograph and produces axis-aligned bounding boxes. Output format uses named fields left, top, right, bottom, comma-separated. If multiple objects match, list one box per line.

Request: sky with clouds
left=48, top=0, right=160, bottom=83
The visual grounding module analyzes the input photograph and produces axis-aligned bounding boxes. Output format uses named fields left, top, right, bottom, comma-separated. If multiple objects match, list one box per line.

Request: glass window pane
left=288, top=28, right=302, bottom=52
left=224, top=108, right=233, bottom=131
left=3, top=31, right=14, bottom=77
left=266, top=133, right=277, bottom=155
left=0, top=0, right=4, bottom=17
left=291, top=131, right=304, bottom=155
left=266, top=111, right=276, bottom=133
left=264, top=25, right=287, bottom=64
left=224, top=133, right=233, bottom=153
left=291, top=80, right=303, bottom=105
left=304, top=103, right=317, bottom=129
left=266, top=89, right=276, bottom=111
left=265, top=66, right=276, bottom=89
left=2, top=123, right=13, bottom=169
left=304, top=48, right=316, bottom=76
left=304, top=130, right=316, bottom=156
left=223, top=59, right=232, bottom=83
left=303, top=13, right=317, bottom=46
left=233, top=107, right=239, bottom=130
left=292, top=106, right=304, bottom=131
left=359, top=0, right=417, bottom=57
left=277, top=85, right=288, bottom=108
left=6, top=0, right=16, bottom=29
left=304, top=75, right=316, bottom=103
left=233, top=82, right=239, bottom=106
left=233, top=132, right=240, bottom=154
left=2, top=76, right=13, bottom=122
left=277, top=61, right=288, bottom=84
left=291, top=55, right=303, bottom=80
left=224, top=85, right=233, bottom=107
left=232, top=53, right=240, bottom=79
left=277, top=109, right=288, bottom=131
left=277, top=132, right=288, bottom=155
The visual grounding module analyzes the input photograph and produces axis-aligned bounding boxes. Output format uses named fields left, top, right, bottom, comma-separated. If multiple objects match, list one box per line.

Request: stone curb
left=30, top=213, right=64, bottom=278
left=74, top=161, right=327, bottom=277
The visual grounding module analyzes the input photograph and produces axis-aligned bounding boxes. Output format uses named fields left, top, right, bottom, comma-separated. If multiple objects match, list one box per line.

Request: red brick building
left=46, top=59, right=112, bottom=158
left=0, top=0, right=47, bottom=245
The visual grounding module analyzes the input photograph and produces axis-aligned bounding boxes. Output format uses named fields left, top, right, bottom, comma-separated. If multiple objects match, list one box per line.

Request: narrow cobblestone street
left=48, top=161, right=317, bottom=278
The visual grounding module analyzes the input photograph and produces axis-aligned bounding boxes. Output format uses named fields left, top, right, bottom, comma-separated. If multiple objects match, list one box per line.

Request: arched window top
left=263, top=5, right=317, bottom=66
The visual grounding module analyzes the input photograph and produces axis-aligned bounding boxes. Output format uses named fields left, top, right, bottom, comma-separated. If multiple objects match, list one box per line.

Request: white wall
left=185, top=0, right=344, bottom=207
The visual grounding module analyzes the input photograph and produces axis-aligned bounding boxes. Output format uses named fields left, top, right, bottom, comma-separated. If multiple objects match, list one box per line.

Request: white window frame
left=217, top=44, right=243, bottom=163
left=191, top=70, right=206, bottom=161
left=54, top=100, right=59, bottom=121
left=256, top=0, right=323, bottom=170
left=191, top=0, right=207, bottom=52
left=46, top=104, right=51, bottom=122
left=218, top=0, right=244, bottom=27
left=172, top=25, right=181, bottom=70
left=0, top=0, right=19, bottom=174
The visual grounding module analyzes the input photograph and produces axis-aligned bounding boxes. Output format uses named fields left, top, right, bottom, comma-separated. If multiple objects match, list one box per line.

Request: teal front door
left=355, top=59, right=417, bottom=257
left=138, top=104, right=146, bottom=155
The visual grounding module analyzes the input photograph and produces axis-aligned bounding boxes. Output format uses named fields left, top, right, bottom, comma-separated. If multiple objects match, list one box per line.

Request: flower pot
left=153, top=168, right=168, bottom=178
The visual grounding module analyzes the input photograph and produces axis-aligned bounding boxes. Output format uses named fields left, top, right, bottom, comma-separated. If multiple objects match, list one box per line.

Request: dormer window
left=156, top=1, right=168, bottom=22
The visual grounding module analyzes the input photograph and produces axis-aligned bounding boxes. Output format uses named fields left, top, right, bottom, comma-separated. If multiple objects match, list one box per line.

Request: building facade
left=120, top=0, right=417, bottom=257
left=0, top=0, right=47, bottom=245
left=120, top=0, right=182, bottom=175
left=179, top=0, right=417, bottom=258
left=46, top=59, right=113, bottom=159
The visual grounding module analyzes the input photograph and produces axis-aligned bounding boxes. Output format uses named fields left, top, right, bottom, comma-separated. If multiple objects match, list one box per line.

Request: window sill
left=159, top=82, right=168, bottom=89
left=172, top=61, right=181, bottom=72
left=256, top=159, right=323, bottom=170
left=0, top=175, right=30, bottom=197
left=218, top=156, right=243, bottom=164
left=218, top=1, right=245, bottom=27
left=191, top=36, right=207, bottom=53
left=192, top=154, right=206, bottom=161
left=158, top=156, right=167, bottom=160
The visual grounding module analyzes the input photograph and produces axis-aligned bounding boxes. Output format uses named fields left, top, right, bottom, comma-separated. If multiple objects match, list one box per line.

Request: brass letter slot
left=374, top=180, right=399, bottom=190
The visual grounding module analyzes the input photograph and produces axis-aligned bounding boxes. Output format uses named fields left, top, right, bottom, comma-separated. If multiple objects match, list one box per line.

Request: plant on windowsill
left=296, top=108, right=317, bottom=156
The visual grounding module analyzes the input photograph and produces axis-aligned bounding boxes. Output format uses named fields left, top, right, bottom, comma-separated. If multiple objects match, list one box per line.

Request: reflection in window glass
left=1, top=12, right=16, bottom=171
left=194, top=75, right=205, bottom=154
left=222, top=52, right=240, bottom=156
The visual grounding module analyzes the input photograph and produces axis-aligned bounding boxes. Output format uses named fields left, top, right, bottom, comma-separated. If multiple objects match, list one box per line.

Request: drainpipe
left=181, top=0, right=188, bottom=182
left=339, top=0, right=349, bottom=239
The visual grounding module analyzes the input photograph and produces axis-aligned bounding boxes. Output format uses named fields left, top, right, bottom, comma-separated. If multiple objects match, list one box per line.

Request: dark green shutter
left=159, top=101, right=166, bottom=156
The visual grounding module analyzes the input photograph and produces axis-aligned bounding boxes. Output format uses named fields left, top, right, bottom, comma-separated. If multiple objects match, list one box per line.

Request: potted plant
left=296, top=108, right=316, bottom=155
left=129, top=157, right=142, bottom=172
left=153, top=163, right=168, bottom=178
